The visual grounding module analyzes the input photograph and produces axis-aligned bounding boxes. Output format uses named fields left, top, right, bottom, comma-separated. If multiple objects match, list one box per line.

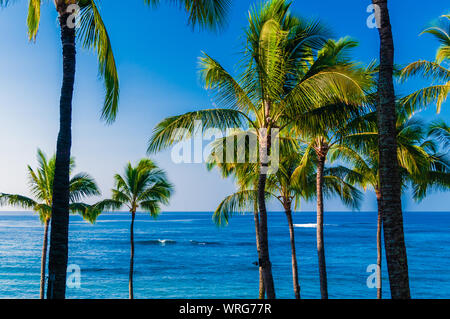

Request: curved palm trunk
left=316, top=154, right=328, bottom=299
left=40, top=218, right=50, bottom=299
left=129, top=211, right=136, bottom=299
left=47, top=10, right=76, bottom=299
left=284, top=204, right=300, bottom=299
left=372, top=0, right=410, bottom=299
left=253, top=203, right=265, bottom=299
left=376, top=189, right=383, bottom=299
left=257, top=128, right=276, bottom=299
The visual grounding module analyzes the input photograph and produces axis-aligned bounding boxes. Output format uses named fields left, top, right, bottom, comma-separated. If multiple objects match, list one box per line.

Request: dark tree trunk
left=253, top=202, right=265, bottom=299
left=284, top=203, right=300, bottom=299
left=40, top=218, right=50, bottom=299
left=376, top=189, right=383, bottom=299
left=316, top=154, right=328, bottom=299
left=47, top=10, right=76, bottom=299
left=129, top=211, right=136, bottom=299
left=372, top=0, right=410, bottom=299
left=257, top=127, right=276, bottom=299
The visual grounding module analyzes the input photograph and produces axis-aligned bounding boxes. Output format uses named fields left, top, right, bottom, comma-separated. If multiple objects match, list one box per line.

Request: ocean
left=0, top=211, right=449, bottom=299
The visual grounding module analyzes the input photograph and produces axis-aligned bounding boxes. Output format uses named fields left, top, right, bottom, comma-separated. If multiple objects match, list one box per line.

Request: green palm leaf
left=147, top=108, right=250, bottom=153
left=27, top=0, right=41, bottom=41
left=78, top=0, right=119, bottom=123
left=144, top=0, right=229, bottom=30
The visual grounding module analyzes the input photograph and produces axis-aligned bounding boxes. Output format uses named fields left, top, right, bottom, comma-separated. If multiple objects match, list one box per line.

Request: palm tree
left=400, top=15, right=450, bottom=114
left=148, top=0, right=367, bottom=298
left=0, top=0, right=228, bottom=299
left=334, top=109, right=450, bottom=298
left=93, top=159, right=173, bottom=299
left=371, top=0, right=410, bottom=299
left=284, top=38, right=372, bottom=299
left=210, top=139, right=361, bottom=299
left=289, top=136, right=364, bottom=299
left=205, top=140, right=266, bottom=298
left=0, top=149, right=100, bottom=299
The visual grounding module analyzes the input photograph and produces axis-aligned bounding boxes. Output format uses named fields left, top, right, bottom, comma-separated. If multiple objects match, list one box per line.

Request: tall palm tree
left=290, top=134, right=365, bottom=299
left=400, top=15, right=450, bottom=114
left=210, top=139, right=361, bottom=299
left=147, top=0, right=367, bottom=298
left=0, top=149, right=100, bottom=299
left=205, top=140, right=266, bottom=298
left=0, top=0, right=228, bottom=299
left=335, top=109, right=450, bottom=298
left=283, top=37, right=372, bottom=299
left=93, top=159, right=173, bottom=299
left=371, top=0, right=410, bottom=299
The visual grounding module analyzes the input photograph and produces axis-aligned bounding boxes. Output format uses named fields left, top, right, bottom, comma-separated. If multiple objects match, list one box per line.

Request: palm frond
left=0, top=193, right=37, bottom=209
left=323, top=168, right=363, bottom=210
left=400, top=83, right=449, bottom=114
left=147, top=108, right=249, bottom=153
left=144, top=0, right=229, bottom=30
left=69, top=202, right=101, bottom=224
left=213, top=189, right=273, bottom=226
left=140, top=200, right=161, bottom=218
left=27, top=0, right=41, bottom=41
left=428, top=119, right=450, bottom=150
left=69, top=172, right=101, bottom=202
left=199, top=53, right=257, bottom=115
left=78, top=0, right=119, bottom=123
left=91, top=199, right=123, bottom=212
left=400, top=60, right=450, bottom=83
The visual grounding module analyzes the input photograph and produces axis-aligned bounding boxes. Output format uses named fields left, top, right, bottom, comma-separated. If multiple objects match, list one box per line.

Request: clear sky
left=0, top=0, right=448, bottom=212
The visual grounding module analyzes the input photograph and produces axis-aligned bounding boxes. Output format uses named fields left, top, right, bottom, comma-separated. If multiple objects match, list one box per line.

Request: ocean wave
left=294, top=223, right=317, bottom=228
left=189, top=240, right=221, bottom=246
left=294, top=223, right=338, bottom=228
left=138, top=239, right=177, bottom=246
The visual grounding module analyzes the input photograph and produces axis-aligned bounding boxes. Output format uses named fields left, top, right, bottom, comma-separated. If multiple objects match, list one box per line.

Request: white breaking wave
left=294, top=223, right=317, bottom=228
left=294, top=223, right=338, bottom=228
left=158, top=239, right=176, bottom=245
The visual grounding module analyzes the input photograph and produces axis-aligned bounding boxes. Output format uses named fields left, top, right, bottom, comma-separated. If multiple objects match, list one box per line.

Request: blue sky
left=0, top=0, right=448, bottom=212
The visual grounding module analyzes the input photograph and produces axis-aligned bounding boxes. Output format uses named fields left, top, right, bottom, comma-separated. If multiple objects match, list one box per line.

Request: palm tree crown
left=98, top=159, right=173, bottom=214
left=0, top=149, right=100, bottom=221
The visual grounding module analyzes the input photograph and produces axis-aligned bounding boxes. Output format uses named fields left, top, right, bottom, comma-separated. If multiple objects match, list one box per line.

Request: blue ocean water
left=0, top=211, right=449, bottom=299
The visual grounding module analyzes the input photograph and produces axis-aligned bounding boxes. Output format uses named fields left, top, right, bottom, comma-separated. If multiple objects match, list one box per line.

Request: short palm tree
left=148, top=0, right=367, bottom=298
left=334, top=109, right=450, bottom=298
left=0, top=0, right=228, bottom=299
left=0, top=149, right=100, bottom=299
left=401, top=15, right=450, bottom=114
left=94, top=159, right=173, bottom=299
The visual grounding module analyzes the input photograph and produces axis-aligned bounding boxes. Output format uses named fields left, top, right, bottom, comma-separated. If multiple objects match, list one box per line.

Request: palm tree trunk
left=376, top=189, right=383, bottom=299
left=257, top=128, right=276, bottom=299
left=129, top=211, right=136, bottom=299
left=316, top=154, right=328, bottom=299
left=40, top=218, right=50, bottom=299
left=47, top=9, right=76, bottom=299
left=253, top=202, right=265, bottom=299
left=372, top=0, right=410, bottom=299
left=284, top=204, right=300, bottom=299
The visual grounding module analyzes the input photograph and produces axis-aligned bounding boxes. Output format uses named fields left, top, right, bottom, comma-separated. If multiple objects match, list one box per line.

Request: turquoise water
left=0, top=211, right=449, bottom=299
